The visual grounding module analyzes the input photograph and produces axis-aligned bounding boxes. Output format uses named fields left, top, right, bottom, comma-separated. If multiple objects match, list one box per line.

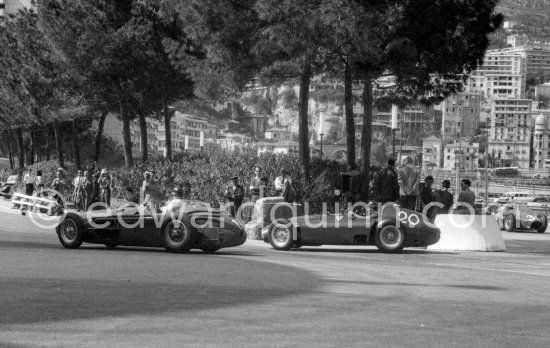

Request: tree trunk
left=6, top=135, right=14, bottom=170
left=45, top=126, right=51, bottom=161
left=16, top=128, right=24, bottom=169
left=54, top=122, right=65, bottom=168
left=138, top=108, right=148, bottom=162
left=28, top=129, right=35, bottom=165
left=360, top=77, right=374, bottom=201
left=298, top=55, right=312, bottom=181
left=162, top=93, right=172, bottom=162
left=118, top=97, right=133, bottom=167
left=72, top=118, right=81, bottom=169
left=344, top=62, right=356, bottom=169
left=94, top=111, right=107, bottom=162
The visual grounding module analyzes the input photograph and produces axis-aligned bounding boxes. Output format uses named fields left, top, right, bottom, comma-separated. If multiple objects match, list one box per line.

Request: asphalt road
left=0, top=201, right=550, bottom=347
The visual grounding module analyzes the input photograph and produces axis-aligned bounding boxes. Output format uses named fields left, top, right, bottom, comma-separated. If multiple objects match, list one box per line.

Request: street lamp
left=391, top=104, right=398, bottom=159
left=320, top=133, right=324, bottom=160
left=200, top=130, right=204, bottom=152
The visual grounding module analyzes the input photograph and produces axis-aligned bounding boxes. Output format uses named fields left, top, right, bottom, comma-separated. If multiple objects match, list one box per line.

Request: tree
left=322, top=0, right=502, bottom=200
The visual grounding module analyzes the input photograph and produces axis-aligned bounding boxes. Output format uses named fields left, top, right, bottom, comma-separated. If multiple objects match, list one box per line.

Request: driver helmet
left=367, top=200, right=378, bottom=212
left=172, top=186, right=184, bottom=199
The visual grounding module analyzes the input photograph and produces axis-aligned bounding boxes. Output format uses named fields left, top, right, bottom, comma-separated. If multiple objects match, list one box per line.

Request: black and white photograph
left=1, top=0, right=550, bottom=346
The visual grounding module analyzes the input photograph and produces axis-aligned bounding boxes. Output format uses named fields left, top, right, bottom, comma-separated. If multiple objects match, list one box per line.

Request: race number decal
left=398, top=211, right=420, bottom=227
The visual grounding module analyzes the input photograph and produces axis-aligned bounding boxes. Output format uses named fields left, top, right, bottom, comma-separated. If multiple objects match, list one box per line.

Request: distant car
left=494, top=203, right=547, bottom=233
left=494, top=191, right=534, bottom=204
left=258, top=202, right=440, bottom=253
left=55, top=200, right=247, bottom=253
left=0, top=175, right=18, bottom=199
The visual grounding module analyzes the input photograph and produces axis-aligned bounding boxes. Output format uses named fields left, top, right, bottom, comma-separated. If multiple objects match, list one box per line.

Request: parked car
left=55, top=199, right=247, bottom=253
left=259, top=202, right=440, bottom=253
left=0, top=175, right=18, bottom=199
left=494, top=203, right=547, bottom=233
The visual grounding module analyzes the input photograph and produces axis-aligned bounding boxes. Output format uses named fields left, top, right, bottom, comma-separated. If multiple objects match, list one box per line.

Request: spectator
left=398, top=156, right=420, bottom=210
left=98, top=169, right=111, bottom=207
left=376, top=158, right=400, bottom=205
left=51, top=168, right=67, bottom=207
left=225, top=176, right=244, bottom=217
left=434, top=179, right=454, bottom=215
left=23, top=168, right=35, bottom=196
left=419, top=176, right=435, bottom=219
left=72, top=170, right=85, bottom=211
left=274, top=169, right=290, bottom=196
left=91, top=169, right=101, bottom=204
left=457, top=179, right=475, bottom=210
left=125, top=186, right=140, bottom=204
left=82, top=171, right=93, bottom=211
left=249, top=166, right=262, bottom=203
left=35, top=170, right=44, bottom=197
left=259, top=177, right=269, bottom=199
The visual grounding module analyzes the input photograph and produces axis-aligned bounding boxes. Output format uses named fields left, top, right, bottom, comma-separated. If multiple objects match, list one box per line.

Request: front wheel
left=537, top=215, right=548, bottom=233
left=268, top=223, right=294, bottom=251
left=504, top=214, right=515, bottom=232
left=162, top=215, right=197, bottom=253
left=375, top=225, right=405, bottom=253
left=56, top=214, right=84, bottom=249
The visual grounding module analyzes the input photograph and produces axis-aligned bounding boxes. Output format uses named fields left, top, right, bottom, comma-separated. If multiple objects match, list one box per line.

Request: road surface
left=0, top=201, right=549, bottom=347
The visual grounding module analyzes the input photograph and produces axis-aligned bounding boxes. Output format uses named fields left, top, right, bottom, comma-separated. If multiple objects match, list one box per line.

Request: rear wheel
left=375, top=225, right=405, bottom=253
left=268, top=223, right=294, bottom=251
left=162, top=215, right=197, bottom=253
left=56, top=214, right=84, bottom=249
left=504, top=214, right=515, bottom=232
left=537, top=215, right=548, bottom=233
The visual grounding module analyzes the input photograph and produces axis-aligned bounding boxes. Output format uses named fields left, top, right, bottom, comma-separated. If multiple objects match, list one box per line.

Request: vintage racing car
left=55, top=199, right=247, bottom=253
left=258, top=202, right=440, bottom=253
left=494, top=203, right=548, bottom=233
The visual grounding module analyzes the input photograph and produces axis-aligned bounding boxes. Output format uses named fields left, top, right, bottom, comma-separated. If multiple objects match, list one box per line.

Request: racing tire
left=56, top=214, right=84, bottom=249
left=162, top=215, right=197, bottom=253
left=268, top=223, right=294, bottom=251
left=504, top=214, right=515, bottom=232
left=536, top=214, right=548, bottom=234
left=375, top=225, right=405, bottom=253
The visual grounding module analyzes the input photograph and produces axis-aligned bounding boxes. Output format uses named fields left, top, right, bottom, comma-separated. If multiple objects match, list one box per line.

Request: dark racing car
left=257, top=201, right=440, bottom=253
left=55, top=200, right=247, bottom=253
left=494, top=203, right=548, bottom=233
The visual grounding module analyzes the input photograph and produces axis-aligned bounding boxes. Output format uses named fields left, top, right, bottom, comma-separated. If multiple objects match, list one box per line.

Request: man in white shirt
left=23, top=169, right=35, bottom=196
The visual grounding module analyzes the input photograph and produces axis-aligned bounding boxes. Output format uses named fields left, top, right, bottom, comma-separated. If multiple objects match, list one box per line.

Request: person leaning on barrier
left=398, top=156, right=420, bottom=211
left=35, top=170, right=44, bottom=197
left=274, top=169, right=290, bottom=196
left=454, top=179, right=476, bottom=213
left=376, top=158, right=400, bottom=205
left=23, top=168, right=35, bottom=196
left=434, top=179, right=454, bottom=215
left=420, top=176, right=435, bottom=219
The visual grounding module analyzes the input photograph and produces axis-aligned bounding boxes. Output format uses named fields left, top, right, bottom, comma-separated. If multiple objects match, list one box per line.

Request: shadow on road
left=323, top=279, right=506, bottom=291
left=0, top=254, right=319, bottom=326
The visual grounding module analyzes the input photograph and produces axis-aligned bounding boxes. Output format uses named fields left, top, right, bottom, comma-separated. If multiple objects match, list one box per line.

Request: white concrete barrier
left=428, top=213, right=506, bottom=251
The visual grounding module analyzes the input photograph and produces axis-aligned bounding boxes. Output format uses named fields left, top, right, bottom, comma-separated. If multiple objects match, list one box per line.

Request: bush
left=2, top=151, right=382, bottom=213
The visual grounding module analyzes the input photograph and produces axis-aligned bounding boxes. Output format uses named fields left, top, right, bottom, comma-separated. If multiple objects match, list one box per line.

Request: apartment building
left=488, top=98, right=532, bottom=168
left=489, top=45, right=550, bottom=78
left=466, top=51, right=526, bottom=99
left=441, top=93, right=481, bottom=139
left=443, top=142, right=480, bottom=172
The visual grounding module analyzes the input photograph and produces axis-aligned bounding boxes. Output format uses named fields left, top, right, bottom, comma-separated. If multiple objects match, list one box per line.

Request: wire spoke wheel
left=60, top=219, right=78, bottom=243
left=376, top=225, right=405, bottom=253
left=269, top=223, right=293, bottom=250
left=165, top=221, right=187, bottom=246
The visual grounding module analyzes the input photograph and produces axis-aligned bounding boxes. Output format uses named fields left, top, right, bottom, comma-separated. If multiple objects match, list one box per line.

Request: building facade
left=485, top=45, right=550, bottom=79
left=443, top=142, right=480, bottom=172
left=422, top=136, right=443, bottom=168
left=265, top=128, right=292, bottom=141
left=257, top=140, right=299, bottom=156
left=441, top=93, right=481, bottom=139
left=466, top=51, right=526, bottom=99
left=488, top=98, right=532, bottom=168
